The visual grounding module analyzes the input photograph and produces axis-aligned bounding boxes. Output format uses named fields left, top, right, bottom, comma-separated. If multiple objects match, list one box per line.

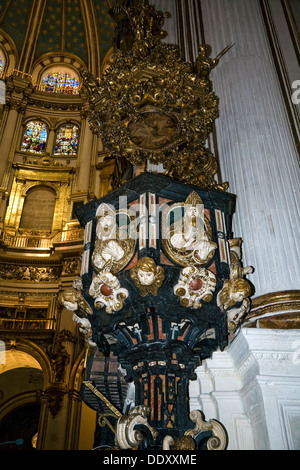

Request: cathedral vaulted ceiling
left=0, top=0, right=117, bottom=73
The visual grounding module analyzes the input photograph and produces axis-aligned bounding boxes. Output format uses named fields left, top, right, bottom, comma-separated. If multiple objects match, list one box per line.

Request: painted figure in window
left=42, top=73, right=79, bottom=94
left=21, top=121, right=47, bottom=153
left=54, top=124, right=79, bottom=155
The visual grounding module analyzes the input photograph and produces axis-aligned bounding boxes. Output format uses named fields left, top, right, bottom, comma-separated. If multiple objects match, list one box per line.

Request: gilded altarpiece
left=4, top=160, right=74, bottom=233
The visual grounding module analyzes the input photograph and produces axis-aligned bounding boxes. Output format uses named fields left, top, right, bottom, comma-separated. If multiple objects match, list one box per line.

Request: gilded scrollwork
left=174, top=266, right=216, bottom=309
left=89, top=271, right=129, bottom=314
left=115, top=405, right=158, bottom=450
left=163, top=435, right=196, bottom=450
left=82, top=0, right=227, bottom=189
left=0, top=263, right=61, bottom=281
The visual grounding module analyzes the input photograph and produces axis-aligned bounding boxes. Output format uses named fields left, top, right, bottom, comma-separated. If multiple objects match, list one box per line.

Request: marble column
left=197, top=0, right=300, bottom=298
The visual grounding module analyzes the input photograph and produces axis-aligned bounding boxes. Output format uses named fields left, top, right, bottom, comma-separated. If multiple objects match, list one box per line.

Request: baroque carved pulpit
left=59, top=0, right=254, bottom=451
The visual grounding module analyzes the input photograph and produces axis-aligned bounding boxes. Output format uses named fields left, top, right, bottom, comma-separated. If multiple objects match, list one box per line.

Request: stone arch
left=20, top=181, right=59, bottom=198
left=21, top=114, right=52, bottom=132
left=2, top=339, right=53, bottom=384
left=100, top=47, right=114, bottom=76
left=31, top=52, right=86, bottom=91
left=0, top=28, right=18, bottom=74
left=68, top=349, right=86, bottom=392
left=0, top=339, right=53, bottom=431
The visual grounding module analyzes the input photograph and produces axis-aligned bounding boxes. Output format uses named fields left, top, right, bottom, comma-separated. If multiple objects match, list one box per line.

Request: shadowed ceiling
left=0, top=0, right=117, bottom=71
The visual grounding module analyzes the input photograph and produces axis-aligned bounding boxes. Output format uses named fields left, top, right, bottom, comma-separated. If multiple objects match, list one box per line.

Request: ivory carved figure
left=92, top=203, right=135, bottom=274
left=163, top=192, right=217, bottom=266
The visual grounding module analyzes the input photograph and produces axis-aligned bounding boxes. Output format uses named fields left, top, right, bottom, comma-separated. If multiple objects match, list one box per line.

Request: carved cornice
left=27, top=92, right=83, bottom=111
left=0, top=263, right=61, bottom=282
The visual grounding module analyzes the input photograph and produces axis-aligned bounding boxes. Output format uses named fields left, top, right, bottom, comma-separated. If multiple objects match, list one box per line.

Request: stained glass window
left=0, top=49, right=5, bottom=74
left=41, top=72, right=79, bottom=94
left=21, top=121, right=48, bottom=153
left=54, top=123, right=79, bottom=155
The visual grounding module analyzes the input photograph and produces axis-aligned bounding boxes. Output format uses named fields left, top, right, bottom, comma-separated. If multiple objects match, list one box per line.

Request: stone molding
left=191, top=327, right=300, bottom=449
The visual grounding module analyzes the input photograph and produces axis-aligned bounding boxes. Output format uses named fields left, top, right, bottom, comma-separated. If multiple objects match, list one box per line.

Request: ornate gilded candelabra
left=60, top=0, right=253, bottom=451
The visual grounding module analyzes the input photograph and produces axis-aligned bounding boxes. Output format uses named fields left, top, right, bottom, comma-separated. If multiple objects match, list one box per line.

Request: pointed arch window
left=21, top=121, right=48, bottom=153
left=54, top=123, right=79, bottom=155
left=0, top=48, right=5, bottom=73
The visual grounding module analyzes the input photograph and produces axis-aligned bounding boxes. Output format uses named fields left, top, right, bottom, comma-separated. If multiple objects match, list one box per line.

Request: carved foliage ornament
left=89, top=271, right=128, bottom=314
left=174, top=266, right=216, bottom=309
left=115, top=405, right=158, bottom=450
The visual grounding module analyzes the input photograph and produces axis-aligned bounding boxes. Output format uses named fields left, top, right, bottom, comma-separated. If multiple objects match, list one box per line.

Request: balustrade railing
left=2, top=69, right=82, bottom=95
left=0, top=226, right=84, bottom=250
left=0, top=317, right=55, bottom=331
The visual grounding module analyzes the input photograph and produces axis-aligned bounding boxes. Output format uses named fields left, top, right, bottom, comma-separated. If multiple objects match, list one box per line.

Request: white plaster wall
left=190, top=328, right=300, bottom=450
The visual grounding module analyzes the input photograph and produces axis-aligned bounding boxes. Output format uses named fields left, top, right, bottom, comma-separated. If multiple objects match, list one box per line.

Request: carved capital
left=43, top=382, right=69, bottom=417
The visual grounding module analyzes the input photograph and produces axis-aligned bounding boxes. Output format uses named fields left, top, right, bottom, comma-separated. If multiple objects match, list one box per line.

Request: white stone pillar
left=229, top=328, right=300, bottom=450
left=198, top=0, right=300, bottom=297
left=191, top=327, right=300, bottom=450
left=191, top=349, right=255, bottom=450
